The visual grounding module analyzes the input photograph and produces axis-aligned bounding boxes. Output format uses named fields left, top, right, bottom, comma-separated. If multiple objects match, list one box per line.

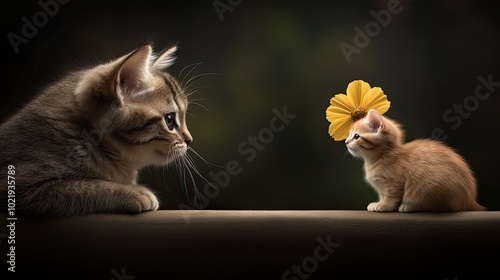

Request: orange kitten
left=346, top=109, right=485, bottom=212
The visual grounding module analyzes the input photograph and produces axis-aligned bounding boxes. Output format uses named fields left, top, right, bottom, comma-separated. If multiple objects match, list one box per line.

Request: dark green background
left=3, top=0, right=499, bottom=210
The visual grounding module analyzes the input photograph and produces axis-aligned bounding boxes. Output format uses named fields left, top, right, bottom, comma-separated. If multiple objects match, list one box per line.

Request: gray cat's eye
left=165, top=113, right=176, bottom=130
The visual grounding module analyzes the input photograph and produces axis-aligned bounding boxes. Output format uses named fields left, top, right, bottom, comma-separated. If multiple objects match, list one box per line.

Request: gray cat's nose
left=182, top=130, right=193, bottom=146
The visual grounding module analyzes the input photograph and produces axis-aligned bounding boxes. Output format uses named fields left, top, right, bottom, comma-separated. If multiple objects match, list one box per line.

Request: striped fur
left=0, top=45, right=192, bottom=216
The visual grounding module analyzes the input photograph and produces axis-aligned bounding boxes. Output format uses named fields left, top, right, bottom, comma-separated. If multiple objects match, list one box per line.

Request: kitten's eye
left=353, top=133, right=360, bottom=140
left=165, top=113, right=176, bottom=130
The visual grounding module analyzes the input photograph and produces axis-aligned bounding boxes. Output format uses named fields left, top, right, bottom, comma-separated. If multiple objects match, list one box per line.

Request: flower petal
left=328, top=116, right=353, bottom=141
left=329, top=94, right=355, bottom=113
left=361, top=87, right=391, bottom=114
left=326, top=110, right=349, bottom=122
left=346, top=80, right=371, bottom=107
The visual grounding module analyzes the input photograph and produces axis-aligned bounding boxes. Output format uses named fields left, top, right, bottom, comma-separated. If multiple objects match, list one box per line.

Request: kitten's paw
left=398, top=203, right=417, bottom=212
left=123, top=186, right=159, bottom=213
left=367, top=202, right=397, bottom=212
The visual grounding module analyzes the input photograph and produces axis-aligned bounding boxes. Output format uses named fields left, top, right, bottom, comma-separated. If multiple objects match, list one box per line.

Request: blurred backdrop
left=3, top=0, right=500, bottom=210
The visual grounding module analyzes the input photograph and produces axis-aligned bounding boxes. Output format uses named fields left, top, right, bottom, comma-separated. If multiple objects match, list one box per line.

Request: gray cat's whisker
left=170, top=149, right=196, bottom=202
left=161, top=165, right=169, bottom=192
left=188, top=97, right=205, bottom=102
left=177, top=155, right=203, bottom=208
left=184, top=83, right=211, bottom=96
left=184, top=85, right=212, bottom=98
left=185, top=89, right=199, bottom=98
left=178, top=61, right=205, bottom=77
left=180, top=63, right=203, bottom=89
left=186, top=85, right=211, bottom=93
left=0, top=45, right=200, bottom=216
left=181, top=153, right=209, bottom=185
left=183, top=153, right=217, bottom=190
left=179, top=61, right=206, bottom=87
left=188, top=101, right=211, bottom=114
left=175, top=157, right=189, bottom=195
left=184, top=72, right=219, bottom=90
left=187, top=147, right=224, bottom=169
left=183, top=158, right=201, bottom=204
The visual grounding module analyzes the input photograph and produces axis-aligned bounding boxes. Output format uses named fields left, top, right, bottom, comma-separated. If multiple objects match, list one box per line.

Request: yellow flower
left=326, top=80, right=391, bottom=141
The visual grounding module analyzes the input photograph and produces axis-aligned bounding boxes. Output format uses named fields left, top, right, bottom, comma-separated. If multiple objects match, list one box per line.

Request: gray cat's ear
left=152, top=46, right=177, bottom=69
left=115, top=45, right=153, bottom=96
left=366, top=109, right=383, bottom=132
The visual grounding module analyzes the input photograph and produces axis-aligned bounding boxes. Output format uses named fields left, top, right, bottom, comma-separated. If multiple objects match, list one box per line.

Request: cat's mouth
left=346, top=145, right=359, bottom=156
left=155, top=142, right=187, bottom=158
left=174, top=141, right=187, bottom=149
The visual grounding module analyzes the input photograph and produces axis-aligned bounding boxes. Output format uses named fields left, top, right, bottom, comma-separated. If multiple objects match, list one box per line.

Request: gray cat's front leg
left=18, top=179, right=159, bottom=216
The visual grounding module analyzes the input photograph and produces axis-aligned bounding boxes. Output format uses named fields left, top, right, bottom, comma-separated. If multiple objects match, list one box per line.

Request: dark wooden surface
left=1, top=210, right=499, bottom=280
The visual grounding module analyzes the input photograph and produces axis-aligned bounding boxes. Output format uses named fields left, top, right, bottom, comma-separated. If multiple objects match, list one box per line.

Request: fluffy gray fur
left=0, top=45, right=193, bottom=216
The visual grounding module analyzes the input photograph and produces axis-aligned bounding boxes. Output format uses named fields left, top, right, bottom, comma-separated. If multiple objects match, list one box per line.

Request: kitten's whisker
left=338, top=146, right=351, bottom=161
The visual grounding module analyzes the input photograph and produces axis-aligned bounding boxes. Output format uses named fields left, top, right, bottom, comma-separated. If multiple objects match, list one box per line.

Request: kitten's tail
left=471, top=202, right=487, bottom=211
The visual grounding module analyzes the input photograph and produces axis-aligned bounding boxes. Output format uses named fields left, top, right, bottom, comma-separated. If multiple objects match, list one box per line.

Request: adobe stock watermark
left=339, top=0, right=410, bottom=64
left=213, top=0, right=242, bottom=22
left=432, top=74, right=499, bottom=141
left=178, top=105, right=297, bottom=212
left=6, top=165, right=17, bottom=273
left=282, top=234, right=341, bottom=280
left=7, top=0, right=70, bottom=54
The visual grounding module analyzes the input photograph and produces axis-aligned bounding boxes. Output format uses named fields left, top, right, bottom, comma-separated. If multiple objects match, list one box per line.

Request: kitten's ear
left=115, top=45, right=153, bottom=96
left=366, top=109, right=384, bottom=132
left=152, top=45, right=177, bottom=70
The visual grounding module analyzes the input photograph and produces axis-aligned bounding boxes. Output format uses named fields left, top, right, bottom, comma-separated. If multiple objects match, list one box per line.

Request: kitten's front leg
left=367, top=202, right=398, bottom=212
left=367, top=185, right=402, bottom=212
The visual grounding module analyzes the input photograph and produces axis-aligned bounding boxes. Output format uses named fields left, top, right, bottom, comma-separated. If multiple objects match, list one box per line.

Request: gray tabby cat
left=0, top=45, right=193, bottom=216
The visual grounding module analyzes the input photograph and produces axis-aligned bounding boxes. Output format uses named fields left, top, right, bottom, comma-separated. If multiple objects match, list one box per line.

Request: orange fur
left=346, top=109, right=485, bottom=212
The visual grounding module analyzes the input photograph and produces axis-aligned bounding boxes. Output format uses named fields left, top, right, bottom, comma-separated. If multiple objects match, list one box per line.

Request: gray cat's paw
left=367, top=202, right=397, bottom=212
left=136, top=187, right=159, bottom=212
left=124, top=186, right=159, bottom=213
